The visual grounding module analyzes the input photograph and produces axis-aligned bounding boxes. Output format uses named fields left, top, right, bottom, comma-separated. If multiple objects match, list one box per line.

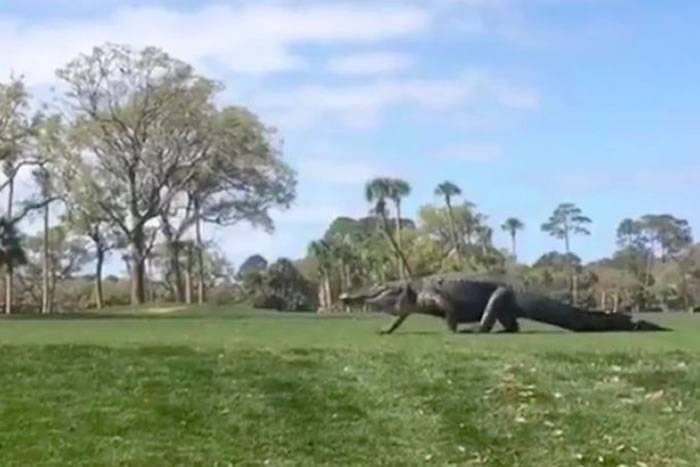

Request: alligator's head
left=339, top=281, right=417, bottom=315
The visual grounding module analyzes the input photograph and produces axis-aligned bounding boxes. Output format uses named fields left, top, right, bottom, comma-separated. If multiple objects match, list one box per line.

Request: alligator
left=338, top=273, right=669, bottom=334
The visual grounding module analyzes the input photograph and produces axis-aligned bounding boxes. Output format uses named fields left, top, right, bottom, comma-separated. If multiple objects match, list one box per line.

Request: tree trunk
left=563, top=231, right=578, bottom=306
left=317, top=272, right=326, bottom=313
left=394, top=200, right=404, bottom=279
left=600, top=290, right=607, bottom=312
left=41, top=201, right=51, bottom=314
left=160, top=213, right=185, bottom=302
left=128, top=173, right=147, bottom=305
left=168, top=240, right=185, bottom=302
left=147, top=255, right=156, bottom=303
left=344, top=264, right=352, bottom=290
left=678, top=261, right=690, bottom=312
left=130, top=226, right=147, bottom=305
left=571, top=272, right=579, bottom=306
left=4, top=176, right=14, bottom=315
left=612, top=292, right=619, bottom=313
left=324, top=274, right=332, bottom=310
left=644, top=244, right=654, bottom=287
left=445, top=198, right=463, bottom=264
left=184, top=244, right=193, bottom=305
left=379, top=210, right=413, bottom=279
left=95, top=248, right=105, bottom=310
left=194, top=200, right=206, bottom=305
left=511, top=233, right=517, bottom=259
left=49, top=258, right=57, bottom=314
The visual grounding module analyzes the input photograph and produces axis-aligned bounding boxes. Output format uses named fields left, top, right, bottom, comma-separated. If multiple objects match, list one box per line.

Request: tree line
left=0, top=42, right=296, bottom=314
left=294, top=177, right=698, bottom=313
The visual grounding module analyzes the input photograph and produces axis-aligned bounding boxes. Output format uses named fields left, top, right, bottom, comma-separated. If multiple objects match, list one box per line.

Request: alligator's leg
left=477, top=286, right=518, bottom=333
left=416, top=288, right=460, bottom=333
left=380, top=285, right=417, bottom=335
left=380, top=313, right=410, bottom=335
left=496, top=308, right=520, bottom=333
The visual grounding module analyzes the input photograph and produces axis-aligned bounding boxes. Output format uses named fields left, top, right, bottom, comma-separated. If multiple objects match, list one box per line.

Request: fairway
left=1, top=308, right=699, bottom=466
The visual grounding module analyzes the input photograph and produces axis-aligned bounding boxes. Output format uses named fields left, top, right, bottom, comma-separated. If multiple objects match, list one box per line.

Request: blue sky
left=2, top=0, right=699, bottom=271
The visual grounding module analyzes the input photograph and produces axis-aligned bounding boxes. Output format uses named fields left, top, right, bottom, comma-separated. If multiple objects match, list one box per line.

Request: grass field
left=1, top=307, right=699, bottom=466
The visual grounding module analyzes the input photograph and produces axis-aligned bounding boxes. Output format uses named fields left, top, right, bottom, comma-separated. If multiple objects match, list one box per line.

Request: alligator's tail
left=515, top=293, right=670, bottom=332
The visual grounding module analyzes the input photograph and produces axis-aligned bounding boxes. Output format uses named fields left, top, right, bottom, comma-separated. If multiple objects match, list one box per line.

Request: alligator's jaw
left=339, top=282, right=407, bottom=312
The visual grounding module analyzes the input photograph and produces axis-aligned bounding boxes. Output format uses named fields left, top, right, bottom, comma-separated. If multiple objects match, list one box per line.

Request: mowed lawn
left=1, top=308, right=699, bottom=466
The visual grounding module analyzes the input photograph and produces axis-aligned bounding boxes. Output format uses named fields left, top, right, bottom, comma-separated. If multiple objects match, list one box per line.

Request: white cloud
left=204, top=202, right=368, bottom=266
left=434, top=142, right=504, bottom=161
left=0, top=3, right=431, bottom=85
left=298, top=157, right=399, bottom=185
left=255, top=69, right=539, bottom=130
left=327, top=52, right=415, bottom=75
left=553, top=165, right=700, bottom=193
left=275, top=204, right=367, bottom=225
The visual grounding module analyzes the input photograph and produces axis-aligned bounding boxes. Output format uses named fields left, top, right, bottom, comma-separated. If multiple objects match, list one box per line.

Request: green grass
left=1, top=307, right=699, bottom=466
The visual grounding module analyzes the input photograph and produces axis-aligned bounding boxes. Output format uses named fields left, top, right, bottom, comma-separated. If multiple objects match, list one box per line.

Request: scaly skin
left=339, top=273, right=669, bottom=335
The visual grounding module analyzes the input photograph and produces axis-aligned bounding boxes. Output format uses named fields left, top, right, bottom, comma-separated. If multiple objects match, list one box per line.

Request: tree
left=33, top=167, right=53, bottom=314
left=250, top=258, right=315, bottom=312
left=541, top=203, right=592, bottom=254
left=56, top=43, right=227, bottom=304
left=237, top=254, right=268, bottom=280
left=386, top=178, right=411, bottom=278
left=365, top=177, right=413, bottom=277
left=435, top=181, right=463, bottom=263
left=58, top=160, right=126, bottom=310
left=620, top=214, right=693, bottom=290
left=476, top=224, right=493, bottom=256
left=0, top=76, right=41, bottom=314
left=30, top=115, right=67, bottom=314
left=418, top=202, right=488, bottom=268
left=616, top=218, right=642, bottom=248
left=0, top=217, right=27, bottom=274
left=501, top=217, right=525, bottom=259
left=175, top=105, right=295, bottom=304
left=640, top=214, right=693, bottom=309
left=534, top=251, right=582, bottom=270
left=541, top=203, right=592, bottom=305
left=308, top=240, right=333, bottom=312
left=22, top=225, right=93, bottom=312
left=198, top=244, right=236, bottom=290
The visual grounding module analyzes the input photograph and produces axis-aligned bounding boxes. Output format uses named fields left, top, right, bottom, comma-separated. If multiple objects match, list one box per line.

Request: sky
left=2, top=0, right=700, bottom=273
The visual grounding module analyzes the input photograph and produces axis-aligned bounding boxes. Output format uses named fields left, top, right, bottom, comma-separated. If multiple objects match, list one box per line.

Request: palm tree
left=308, top=240, right=333, bottom=312
left=541, top=202, right=592, bottom=305
left=365, top=177, right=413, bottom=278
left=386, top=178, right=411, bottom=278
left=435, top=181, right=463, bottom=263
left=501, top=217, right=525, bottom=259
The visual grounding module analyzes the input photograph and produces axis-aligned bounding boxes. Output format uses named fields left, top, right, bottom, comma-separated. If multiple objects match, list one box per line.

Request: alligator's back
left=413, top=273, right=503, bottom=322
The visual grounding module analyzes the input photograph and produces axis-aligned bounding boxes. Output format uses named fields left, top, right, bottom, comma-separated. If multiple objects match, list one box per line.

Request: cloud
left=327, top=52, right=415, bottom=75
left=552, top=165, right=700, bottom=193
left=297, top=157, right=402, bottom=185
left=275, top=204, right=367, bottom=225
left=204, top=202, right=366, bottom=264
left=0, top=3, right=431, bottom=84
left=433, top=142, right=504, bottom=161
left=255, top=69, right=539, bottom=130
